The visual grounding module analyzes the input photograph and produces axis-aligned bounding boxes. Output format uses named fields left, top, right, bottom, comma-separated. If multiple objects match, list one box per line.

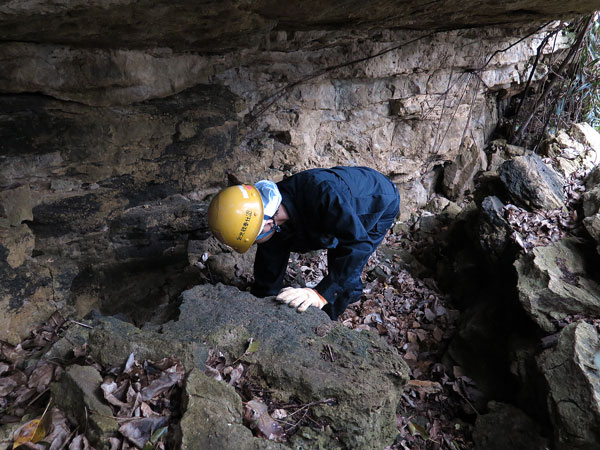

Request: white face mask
left=254, top=180, right=282, bottom=239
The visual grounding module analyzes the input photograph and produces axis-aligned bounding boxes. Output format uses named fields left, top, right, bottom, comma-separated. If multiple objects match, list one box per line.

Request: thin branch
left=67, top=319, right=93, bottom=329
left=478, top=21, right=554, bottom=72
left=279, top=398, right=337, bottom=411
left=509, top=27, right=561, bottom=142
left=513, top=15, right=594, bottom=144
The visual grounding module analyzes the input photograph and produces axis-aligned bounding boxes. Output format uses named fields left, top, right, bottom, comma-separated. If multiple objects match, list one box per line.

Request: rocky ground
left=2, top=122, right=600, bottom=449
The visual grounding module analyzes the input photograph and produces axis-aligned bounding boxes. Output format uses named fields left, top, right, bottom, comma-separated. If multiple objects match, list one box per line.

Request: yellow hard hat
left=207, top=185, right=264, bottom=253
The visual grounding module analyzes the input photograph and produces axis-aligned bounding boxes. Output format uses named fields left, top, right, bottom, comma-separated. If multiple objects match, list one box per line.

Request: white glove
left=276, top=287, right=327, bottom=312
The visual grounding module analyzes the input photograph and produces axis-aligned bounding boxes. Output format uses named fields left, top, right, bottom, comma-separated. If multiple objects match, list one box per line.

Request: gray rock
left=0, top=1, right=597, bottom=55
left=486, top=139, right=527, bottom=172
left=498, top=152, right=565, bottom=211
left=585, top=164, right=600, bottom=189
left=514, top=237, right=600, bottom=332
left=50, top=365, right=119, bottom=447
left=44, top=322, right=91, bottom=362
left=583, top=177, right=600, bottom=255
left=477, top=196, right=512, bottom=262
left=443, top=137, right=487, bottom=200
left=0, top=184, right=33, bottom=227
left=538, top=321, right=600, bottom=450
left=582, top=181, right=600, bottom=255
left=89, top=316, right=203, bottom=371
left=480, top=196, right=507, bottom=229
left=473, top=401, right=549, bottom=450
left=583, top=215, right=600, bottom=255
left=397, top=178, right=428, bottom=222
left=583, top=187, right=600, bottom=217
left=88, top=284, right=409, bottom=449
left=570, top=123, right=600, bottom=162
left=0, top=232, right=57, bottom=344
left=181, top=369, right=287, bottom=450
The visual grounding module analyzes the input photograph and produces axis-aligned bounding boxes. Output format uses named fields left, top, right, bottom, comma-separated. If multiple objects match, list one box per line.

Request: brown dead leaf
left=68, top=434, right=94, bottom=450
left=42, top=408, right=71, bottom=449
left=124, top=353, right=136, bottom=374
left=108, top=437, right=122, bottom=450
left=205, top=349, right=225, bottom=367
left=227, top=364, right=244, bottom=386
left=243, top=399, right=285, bottom=441
left=0, top=376, right=19, bottom=396
left=140, top=402, right=156, bottom=417
left=119, top=416, right=167, bottom=448
left=140, top=371, right=182, bottom=401
left=27, top=361, right=54, bottom=393
left=0, top=362, right=10, bottom=376
left=101, top=379, right=129, bottom=408
left=204, top=366, right=222, bottom=381
left=31, top=330, right=56, bottom=349
left=146, top=357, right=181, bottom=372
left=11, top=418, right=46, bottom=449
left=121, top=386, right=142, bottom=417
left=407, top=379, right=443, bottom=396
left=13, top=386, right=37, bottom=406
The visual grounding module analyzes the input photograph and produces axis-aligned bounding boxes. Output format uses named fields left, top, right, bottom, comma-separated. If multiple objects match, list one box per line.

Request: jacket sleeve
left=312, top=182, right=375, bottom=307
left=251, top=236, right=290, bottom=297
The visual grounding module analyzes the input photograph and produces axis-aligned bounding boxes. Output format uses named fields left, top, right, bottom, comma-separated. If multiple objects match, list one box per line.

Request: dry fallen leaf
left=101, top=379, right=129, bottom=408
left=243, top=399, right=285, bottom=441
left=119, top=416, right=167, bottom=448
left=0, top=362, right=10, bottom=376
left=27, top=361, right=54, bottom=393
left=68, top=434, right=94, bottom=450
left=227, top=364, right=244, bottom=386
left=41, top=408, right=71, bottom=450
left=272, top=409, right=288, bottom=420
left=204, top=366, right=223, bottom=381
left=407, top=379, right=443, bottom=396
left=0, top=376, right=19, bottom=397
left=124, top=353, right=136, bottom=374
left=141, top=371, right=182, bottom=401
left=12, top=418, right=46, bottom=449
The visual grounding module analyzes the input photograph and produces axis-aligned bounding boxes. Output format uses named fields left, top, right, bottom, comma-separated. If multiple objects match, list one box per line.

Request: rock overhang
left=0, top=0, right=598, bottom=52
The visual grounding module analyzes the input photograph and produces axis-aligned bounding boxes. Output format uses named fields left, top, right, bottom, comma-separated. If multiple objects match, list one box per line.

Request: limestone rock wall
left=0, top=2, right=586, bottom=342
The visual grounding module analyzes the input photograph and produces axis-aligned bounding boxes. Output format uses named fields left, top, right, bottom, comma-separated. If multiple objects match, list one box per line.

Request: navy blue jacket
left=251, top=166, right=400, bottom=320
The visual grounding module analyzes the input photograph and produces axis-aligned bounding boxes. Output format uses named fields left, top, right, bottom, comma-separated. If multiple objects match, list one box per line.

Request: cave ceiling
left=0, top=0, right=597, bottom=53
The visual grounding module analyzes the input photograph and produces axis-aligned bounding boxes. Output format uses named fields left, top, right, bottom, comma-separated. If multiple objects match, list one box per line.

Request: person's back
left=253, top=166, right=400, bottom=319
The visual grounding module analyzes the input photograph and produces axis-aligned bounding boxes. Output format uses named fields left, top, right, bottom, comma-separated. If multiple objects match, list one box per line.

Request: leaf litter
left=204, top=340, right=337, bottom=443
left=283, top=235, right=476, bottom=449
left=1, top=312, right=183, bottom=449
left=4, top=146, right=594, bottom=449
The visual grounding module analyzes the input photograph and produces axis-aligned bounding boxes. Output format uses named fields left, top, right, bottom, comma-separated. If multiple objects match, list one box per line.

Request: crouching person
left=207, top=166, right=400, bottom=320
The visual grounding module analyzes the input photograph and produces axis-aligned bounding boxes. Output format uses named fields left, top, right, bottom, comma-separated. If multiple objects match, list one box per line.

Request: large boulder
left=498, top=152, right=565, bottom=211
left=537, top=321, right=600, bottom=450
left=473, top=401, right=549, bottom=450
left=514, top=238, right=600, bottom=332
left=89, top=283, right=410, bottom=449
